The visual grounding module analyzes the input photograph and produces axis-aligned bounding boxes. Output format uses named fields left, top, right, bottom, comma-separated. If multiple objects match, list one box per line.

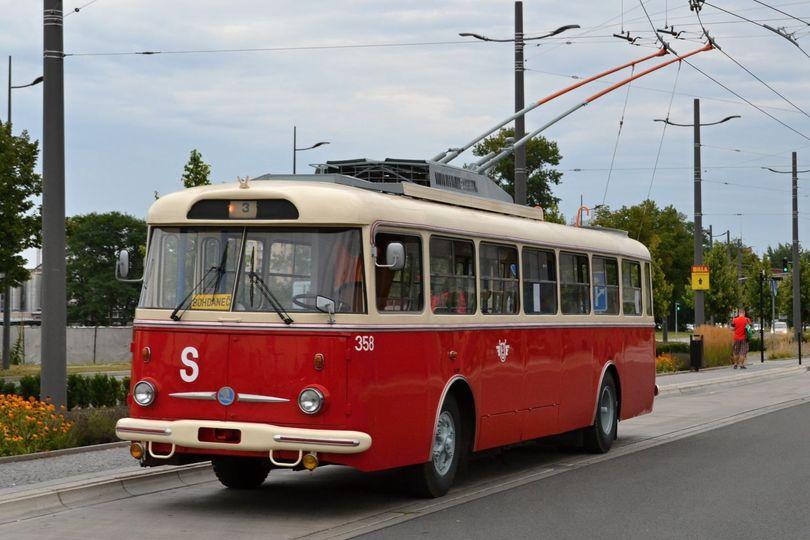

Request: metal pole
left=292, top=125, right=296, bottom=175
left=514, top=1, right=527, bottom=205
left=694, top=98, right=704, bottom=328
left=792, top=151, right=801, bottom=365
left=760, top=270, right=765, bottom=363
left=708, top=224, right=713, bottom=248
left=3, top=56, right=11, bottom=371
left=41, top=0, right=67, bottom=406
left=675, top=302, right=679, bottom=334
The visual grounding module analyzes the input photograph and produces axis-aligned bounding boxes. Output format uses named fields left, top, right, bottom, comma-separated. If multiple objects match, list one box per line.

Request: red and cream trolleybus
left=115, top=159, right=656, bottom=497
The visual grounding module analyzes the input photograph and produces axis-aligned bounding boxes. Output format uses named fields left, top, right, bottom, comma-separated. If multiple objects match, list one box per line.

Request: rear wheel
left=583, top=372, right=618, bottom=454
left=212, top=456, right=271, bottom=489
left=409, top=394, right=464, bottom=498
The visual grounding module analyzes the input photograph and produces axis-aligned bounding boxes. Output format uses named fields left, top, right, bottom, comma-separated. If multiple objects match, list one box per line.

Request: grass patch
left=0, top=363, right=130, bottom=378
left=694, top=325, right=733, bottom=368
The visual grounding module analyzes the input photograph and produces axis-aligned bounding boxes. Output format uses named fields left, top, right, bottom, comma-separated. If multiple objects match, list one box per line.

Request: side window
left=622, top=260, right=643, bottom=316
left=644, top=262, right=653, bottom=316
left=560, top=252, right=591, bottom=315
left=592, top=256, right=619, bottom=315
left=522, top=247, right=557, bottom=315
left=375, top=233, right=424, bottom=312
left=429, top=237, right=476, bottom=314
left=160, top=233, right=179, bottom=306
left=480, top=243, right=519, bottom=314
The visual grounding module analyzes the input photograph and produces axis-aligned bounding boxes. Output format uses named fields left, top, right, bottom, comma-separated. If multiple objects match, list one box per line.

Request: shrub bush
left=766, top=333, right=795, bottom=360
left=0, top=394, right=74, bottom=456
left=18, top=375, right=40, bottom=401
left=0, top=378, right=17, bottom=395
left=656, top=341, right=690, bottom=355
left=694, top=325, right=733, bottom=367
left=67, top=406, right=128, bottom=446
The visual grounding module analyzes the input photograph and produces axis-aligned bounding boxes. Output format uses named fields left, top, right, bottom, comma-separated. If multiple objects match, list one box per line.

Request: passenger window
left=592, top=256, right=619, bottom=315
left=644, top=262, right=653, bottom=316
left=560, top=252, right=591, bottom=315
left=522, top=247, right=557, bottom=315
left=375, top=233, right=424, bottom=312
left=622, top=260, right=643, bottom=316
left=429, top=237, right=476, bottom=314
left=480, top=243, right=519, bottom=314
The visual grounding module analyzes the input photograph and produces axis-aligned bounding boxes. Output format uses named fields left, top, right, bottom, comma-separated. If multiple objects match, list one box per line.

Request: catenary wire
left=752, top=0, right=810, bottom=26
left=64, top=0, right=100, bottom=17
left=602, top=65, right=635, bottom=206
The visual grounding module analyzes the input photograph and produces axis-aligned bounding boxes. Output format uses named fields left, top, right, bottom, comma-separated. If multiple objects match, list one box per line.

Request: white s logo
left=180, top=346, right=200, bottom=383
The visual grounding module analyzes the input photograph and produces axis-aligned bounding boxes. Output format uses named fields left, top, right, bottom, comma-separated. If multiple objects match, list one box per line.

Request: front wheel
left=583, top=372, right=618, bottom=454
left=409, top=395, right=464, bottom=498
left=212, top=456, right=271, bottom=489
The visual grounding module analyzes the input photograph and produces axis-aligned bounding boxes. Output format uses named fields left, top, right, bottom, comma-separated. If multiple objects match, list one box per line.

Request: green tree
left=765, top=243, right=792, bottom=270
left=702, top=243, right=740, bottom=323
left=472, top=128, right=563, bottom=209
left=776, top=254, right=810, bottom=328
left=0, top=124, right=42, bottom=289
left=181, top=149, right=211, bottom=188
left=66, top=212, right=146, bottom=325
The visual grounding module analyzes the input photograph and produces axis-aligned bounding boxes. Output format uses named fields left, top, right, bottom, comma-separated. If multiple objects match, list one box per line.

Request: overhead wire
left=602, top=65, right=635, bottom=205
left=64, top=0, right=100, bottom=17
left=752, top=0, right=810, bottom=26
left=694, top=6, right=810, bottom=118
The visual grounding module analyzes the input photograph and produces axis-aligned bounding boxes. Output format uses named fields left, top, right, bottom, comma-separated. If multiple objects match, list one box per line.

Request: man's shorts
left=733, top=339, right=748, bottom=357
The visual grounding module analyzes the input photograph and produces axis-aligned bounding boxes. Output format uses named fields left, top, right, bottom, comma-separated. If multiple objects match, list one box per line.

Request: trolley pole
left=41, top=0, right=67, bottom=406
left=791, top=151, right=801, bottom=365
left=514, top=1, right=527, bottom=206
left=693, top=99, right=704, bottom=328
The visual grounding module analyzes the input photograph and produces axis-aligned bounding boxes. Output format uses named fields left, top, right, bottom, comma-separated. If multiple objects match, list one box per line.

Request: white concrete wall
left=0, top=326, right=132, bottom=365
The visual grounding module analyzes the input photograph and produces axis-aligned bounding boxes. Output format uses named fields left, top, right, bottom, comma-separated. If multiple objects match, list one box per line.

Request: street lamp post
left=459, top=13, right=579, bottom=206
left=292, top=125, right=329, bottom=174
left=654, top=101, right=740, bottom=329
left=3, top=56, right=43, bottom=371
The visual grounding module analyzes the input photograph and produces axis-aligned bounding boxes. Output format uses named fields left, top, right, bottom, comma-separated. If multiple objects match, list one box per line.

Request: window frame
left=559, top=251, right=592, bottom=315
left=374, top=232, right=425, bottom=314
left=522, top=246, right=558, bottom=315
left=479, top=242, right=520, bottom=315
left=621, top=258, right=643, bottom=317
left=592, top=255, right=620, bottom=316
left=429, top=235, right=477, bottom=315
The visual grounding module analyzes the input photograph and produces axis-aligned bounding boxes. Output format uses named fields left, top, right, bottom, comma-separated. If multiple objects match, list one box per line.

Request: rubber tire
left=583, top=372, right=618, bottom=454
left=212, top=456, right=271, bottom=489
left=409, top=394, right=464, bottom=498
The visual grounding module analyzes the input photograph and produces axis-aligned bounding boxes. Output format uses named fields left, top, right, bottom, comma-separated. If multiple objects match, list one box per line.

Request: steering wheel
left=291, top=293, right=321, bottom=310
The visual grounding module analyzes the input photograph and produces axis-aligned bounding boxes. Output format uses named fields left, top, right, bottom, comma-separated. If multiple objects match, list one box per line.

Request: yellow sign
left=691, top=265, right=710, bottom=291
left=191, top=294, right=232, bottom=311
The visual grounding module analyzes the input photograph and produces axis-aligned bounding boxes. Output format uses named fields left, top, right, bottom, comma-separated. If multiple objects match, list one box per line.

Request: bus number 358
left=355, top=335, right=374, bottom=351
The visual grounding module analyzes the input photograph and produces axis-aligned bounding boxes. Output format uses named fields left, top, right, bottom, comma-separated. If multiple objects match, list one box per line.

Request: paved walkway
left=656, top=357, right=802, bottom=387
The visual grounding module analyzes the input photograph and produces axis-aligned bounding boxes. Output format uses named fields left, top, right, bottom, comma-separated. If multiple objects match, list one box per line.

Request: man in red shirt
left=731, top=308, right=752, bottom=369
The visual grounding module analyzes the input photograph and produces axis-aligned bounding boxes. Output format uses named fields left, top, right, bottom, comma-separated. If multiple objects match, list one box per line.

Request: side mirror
left=315, top=295, right=336, bottom=324
left=115, top=249, right=143, bottom=283
left=375, top=242, right=405, bottom=272
left=116, top=249, right=130, bottom=279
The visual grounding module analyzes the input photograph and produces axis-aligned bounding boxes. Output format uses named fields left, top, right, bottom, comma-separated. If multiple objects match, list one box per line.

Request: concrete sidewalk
left=656, top=357, right=806, bottom=395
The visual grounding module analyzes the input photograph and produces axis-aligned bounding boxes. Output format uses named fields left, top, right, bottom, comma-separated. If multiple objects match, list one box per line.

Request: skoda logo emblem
left=217, top=386, right=236, bottom=406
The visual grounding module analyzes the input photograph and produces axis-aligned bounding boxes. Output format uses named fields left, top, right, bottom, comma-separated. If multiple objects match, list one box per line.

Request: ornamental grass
left=0, top=394, right=74, bottom=457
left=694, top=325, right=733, bottom=368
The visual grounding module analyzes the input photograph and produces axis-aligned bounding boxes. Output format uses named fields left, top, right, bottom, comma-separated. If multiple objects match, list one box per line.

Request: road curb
left=657, top=365, right=808, bottom=396
left=0, top=462, right=213, bottom=525
left=0, top=441, right=129, bottom=465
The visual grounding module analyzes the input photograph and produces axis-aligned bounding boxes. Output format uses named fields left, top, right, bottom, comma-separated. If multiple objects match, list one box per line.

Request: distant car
left=773, top=321, right=789, bottom=334
left=685, top=323, right=695, bottom=332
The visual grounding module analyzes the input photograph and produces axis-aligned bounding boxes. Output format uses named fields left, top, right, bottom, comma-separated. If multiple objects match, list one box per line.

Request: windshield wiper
left=169, top=265, right=220, bottom=321
left=248, top=270, right=294, bottom=325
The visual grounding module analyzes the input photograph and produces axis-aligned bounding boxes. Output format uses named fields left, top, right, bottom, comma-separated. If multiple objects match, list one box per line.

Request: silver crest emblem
left=496, top=340, right=511, bottom=363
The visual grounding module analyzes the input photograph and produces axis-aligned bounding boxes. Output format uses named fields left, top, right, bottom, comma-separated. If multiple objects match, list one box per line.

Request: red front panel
left=128, top=323, right=655, bottom=472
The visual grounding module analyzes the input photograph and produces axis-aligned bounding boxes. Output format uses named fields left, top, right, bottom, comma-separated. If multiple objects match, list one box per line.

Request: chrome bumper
left=115, top=417, right=372, bottom=455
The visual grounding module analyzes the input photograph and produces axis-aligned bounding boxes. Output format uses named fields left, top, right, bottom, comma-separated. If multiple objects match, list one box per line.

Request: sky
left=3, top=0, right=810, bottom=260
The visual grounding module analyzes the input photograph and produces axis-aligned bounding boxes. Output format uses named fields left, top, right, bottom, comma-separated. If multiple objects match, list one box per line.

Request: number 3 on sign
left=355, top=335, right=375, bottom=352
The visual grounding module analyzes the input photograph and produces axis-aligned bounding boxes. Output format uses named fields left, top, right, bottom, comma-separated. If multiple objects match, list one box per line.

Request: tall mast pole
left=693, top=98, right=705, bottom=328
left=41, top=0, right=67, bottom=406
left=514, top=1, right=527, bottom=205
left=792, top=151, right=801, bottom=364
left=3, top=56, right=11, bottom=370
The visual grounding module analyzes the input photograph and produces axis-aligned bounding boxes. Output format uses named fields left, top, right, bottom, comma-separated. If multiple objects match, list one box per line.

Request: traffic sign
left=691, top=265, right=710, bottom=291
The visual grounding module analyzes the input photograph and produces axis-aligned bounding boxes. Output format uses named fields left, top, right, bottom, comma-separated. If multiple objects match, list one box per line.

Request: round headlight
left=133, top=380, right=156, bottom=406
left=298, top=387, right=324, bottom=415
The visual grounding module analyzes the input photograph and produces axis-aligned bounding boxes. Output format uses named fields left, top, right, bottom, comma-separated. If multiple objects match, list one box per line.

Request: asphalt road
left=365, top=401, right=810, bottom=540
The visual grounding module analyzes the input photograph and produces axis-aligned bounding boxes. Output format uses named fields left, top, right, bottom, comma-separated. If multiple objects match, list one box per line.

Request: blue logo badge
left=217, top=386, right=236, bottom=406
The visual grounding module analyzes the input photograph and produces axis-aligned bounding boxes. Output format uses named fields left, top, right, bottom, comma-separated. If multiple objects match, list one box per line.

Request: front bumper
left=115, top=417, right=372, bottom=455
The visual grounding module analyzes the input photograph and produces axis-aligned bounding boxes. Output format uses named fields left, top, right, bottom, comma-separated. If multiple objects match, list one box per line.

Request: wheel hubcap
left=432, top=411, right=456, bottom=476
left=599, top=386, right=615, bottom=435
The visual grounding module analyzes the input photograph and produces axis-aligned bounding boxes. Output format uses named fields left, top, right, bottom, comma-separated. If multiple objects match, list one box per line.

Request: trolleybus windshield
left=138, top=227, right=366, bottom=314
